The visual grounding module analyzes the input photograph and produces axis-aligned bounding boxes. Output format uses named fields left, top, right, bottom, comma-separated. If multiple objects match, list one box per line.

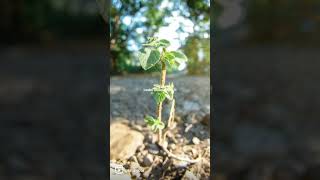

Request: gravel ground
left=110, top=75, right=210, bottom=122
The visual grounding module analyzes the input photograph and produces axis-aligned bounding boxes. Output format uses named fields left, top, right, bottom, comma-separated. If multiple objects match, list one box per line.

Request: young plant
left=138, top=37, right=200, bottom=163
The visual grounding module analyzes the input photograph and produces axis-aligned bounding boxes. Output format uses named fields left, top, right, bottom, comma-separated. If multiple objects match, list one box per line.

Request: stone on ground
left=110, top=122, right=144, bottom=160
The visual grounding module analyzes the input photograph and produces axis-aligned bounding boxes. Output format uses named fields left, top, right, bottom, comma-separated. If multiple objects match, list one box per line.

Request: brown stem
left=157, top=53, right=166, bottom=144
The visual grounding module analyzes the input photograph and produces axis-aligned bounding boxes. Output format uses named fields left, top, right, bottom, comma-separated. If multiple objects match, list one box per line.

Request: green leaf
left=166, top=58, right=178, bottom=69
left=144, top=115, right=156, bottom=126
left=152, top=90, right=166, bottom=104
left=163, top=52, right=175, bottom=61
left=144, top=116, right=165, bottom=132
left=157, top=39, right=170, bottom=48
left=142, top=38, right=170, bottom=48
left=165, top=83, right=174, bottom=100
left=163, top=52, right=178, bottom=68
left=151, top=84, right=174, bottom=103
left=170, top=51, right=188, bottom=63
left=138, top=48, right=161, bottom=70
left=147, top=37, right=158, bottom=43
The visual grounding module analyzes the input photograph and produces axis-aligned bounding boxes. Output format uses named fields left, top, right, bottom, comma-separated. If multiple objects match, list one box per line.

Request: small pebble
left=134, top=125, right=143, bottom=131
left=173, top=160, right=189, bottom=168
left=185, top=124, right=193, bottom=133
left=143, top=167, right=152, bottom=178
left=137, top=144, right=145, bottom=152
left=130, top=162, right=143, bottom=178
left=192, top=137, right=200, bottom=145
left=129, top=156, right=139, bottom=163
left=148, top=144, right=160, bottom=155
left=169, top=143, right=176, bottom=150
left=182, top=170, right=198, bottom=180
left=142, top=150, right=148, bottom=156
left=191, top=149, right=197, bottom=156
left=143, top=154, right=153, bottom=166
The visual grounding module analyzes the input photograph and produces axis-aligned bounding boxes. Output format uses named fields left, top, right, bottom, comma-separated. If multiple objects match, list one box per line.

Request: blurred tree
left=183, top=36, right=210, bottom=75
left=172, top=0, right=210, bottom=37
left=97, top=0, right=210, bottom=74
left=108, top=0, right=170, bottom=74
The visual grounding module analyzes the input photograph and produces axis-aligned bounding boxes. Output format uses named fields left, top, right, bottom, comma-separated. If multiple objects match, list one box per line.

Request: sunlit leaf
left=170, top=51, right=188, bottom=63
left=158, top=39, right=170, bottom=48
left=144, top=115, right=165, bottom=132
left=138, top=48, right=161, bottom=70
left=152, top=90, right=166, bottom=104
left=143, top=38, right=170, bottom=48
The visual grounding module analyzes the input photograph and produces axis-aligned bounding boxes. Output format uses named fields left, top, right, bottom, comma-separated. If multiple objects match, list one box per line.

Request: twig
left=159, top=143, right=202, bottom=163
left=167, top=99, right=175, bottom=128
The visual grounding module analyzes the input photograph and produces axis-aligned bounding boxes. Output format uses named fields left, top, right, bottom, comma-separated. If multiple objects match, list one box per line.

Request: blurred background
left=1, top=0, right=320, bottom=179
left=0, top=0, right=107, bottom=179
left=107, top=0, right=210, bottom=75
left=214, top=0, right=320, bottom=179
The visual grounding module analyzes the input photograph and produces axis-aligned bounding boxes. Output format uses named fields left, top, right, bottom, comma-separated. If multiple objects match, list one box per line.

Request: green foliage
left=138, top=38, right=188, bottom=72
left=143, top=38, right=171, bottom=49
left=170, top=51, right=188, bottom=64
left=144, top=116, right=165, bottom=132
left=138, top=37, right=186, bottom=134
left=152, top=83, right=174, bottom=104
left=138, top=38, right=188, bottom=71
left=183, top=36, right=210, bottom=75
left=138, top=48, right=161, bottom=70
left=109, top=0, right=168, bottom=74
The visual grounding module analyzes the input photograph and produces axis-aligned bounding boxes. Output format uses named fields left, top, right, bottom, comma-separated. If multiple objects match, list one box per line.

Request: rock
left=148, top=144, right=160, bottom=155
left=143, top=167, right=153, bottom=178
left=182, top=170, right=199, bottom=180
left=110, top=85, right=124, bottom=94
left=130, top=162, right=144, bottom=178
left=110, top=162, right=131, bottom=180
left=191, top=149, right=197, bottom=156
left=173, top=159, right=189, bottom=168
left=206, top=139, right=210, bottom=145
left=183, top=101, right=201, bottom=112
left=113, top=111, right=120, bottom=116
left=110, top=122, right=144, bottom=160
left=192, top=137, right=200, bottom=145
left=185, top=124, right=193, bottom=133
left=233, top=124, right=288, bottom=157
left=137, top=144, right=145, bottom=152
left=169, top=143, right=176, bottom=150
left=204, top=104, right=210, bottom=113
left=201, top=114, right=210, bottom=126
left=143, top=154, right=153, bottom=166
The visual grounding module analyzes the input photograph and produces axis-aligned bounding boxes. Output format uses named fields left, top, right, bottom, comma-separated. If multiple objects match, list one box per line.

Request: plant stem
left=157, top=50, right=166, bottom=144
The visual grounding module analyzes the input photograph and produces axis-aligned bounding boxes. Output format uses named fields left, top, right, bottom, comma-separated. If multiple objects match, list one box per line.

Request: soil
left=111, top=116, right=210, bottom=180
